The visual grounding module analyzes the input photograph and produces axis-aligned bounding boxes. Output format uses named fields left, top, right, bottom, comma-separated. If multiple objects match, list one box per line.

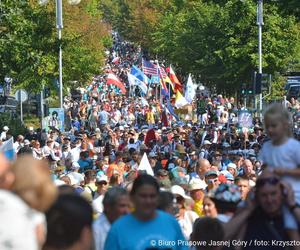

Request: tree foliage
left=0, top=0, right=109, bottom=93
left=100, top=0, right=300, bottom=95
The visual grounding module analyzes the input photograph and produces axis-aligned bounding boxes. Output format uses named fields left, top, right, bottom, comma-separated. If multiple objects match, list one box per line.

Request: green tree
left=152, top=0, right=300, bottom=94
left=0, top=0, right=57, bottom=92
left=0, top=0, right=109, bottom=93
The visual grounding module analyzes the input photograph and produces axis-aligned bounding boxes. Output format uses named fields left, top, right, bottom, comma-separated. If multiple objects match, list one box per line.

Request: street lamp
left=257, top=0, right=263, bottom=119
left=39, top=0, right=81, bottom=109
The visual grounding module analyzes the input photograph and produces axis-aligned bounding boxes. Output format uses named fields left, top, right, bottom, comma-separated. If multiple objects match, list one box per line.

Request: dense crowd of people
left=1, top=33, right=300, bottom=250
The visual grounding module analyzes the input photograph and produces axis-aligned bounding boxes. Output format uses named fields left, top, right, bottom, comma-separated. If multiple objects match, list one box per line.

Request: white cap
left=95, top=128, right=101, bottom=132
left=203, top=140, right=212, bottom=145
left=71, top=162, right=80, bottom=169
left=29, top=127, right=34, bottom=131
left=3, top=126, right=9, bottom=131
left=67, top=172, right=84, bottom=186
left=227, top=163, right=237, bottom=170
left=171, top=185, right=190, bottom=200
left=96, top=175, right=108, bottom=183
left=188, top=179, right=207, bottom=191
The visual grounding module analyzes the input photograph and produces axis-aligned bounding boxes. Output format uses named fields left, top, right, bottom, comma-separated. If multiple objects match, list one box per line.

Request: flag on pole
left=131, top=66, right=149, bottom=85
left=160, top=67, right=174, bottom=90
left=169, top=65, right=182, bottom=92
left=138, top=153, right=154, bottom=176
left=127, top=72, right=148, bottom=95
left=158, top=66, right=169, bottom=96
left=0, top=137, right=15, bottom=161
left=175, top=91, right=189, bottom=108
left=166, top=99, right=180, bottom=121
left=106, top=73, right=126, bottom=94
left=142, top=59, right=158, bottom=76
left=185, top=74, right=196, bottom=103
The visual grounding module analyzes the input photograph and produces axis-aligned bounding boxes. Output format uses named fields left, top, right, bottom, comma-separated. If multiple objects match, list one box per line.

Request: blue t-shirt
left=99, top=110, right=110, bottom=125
left=78, top=158, right=92, bottom=173
left=104, top=211, right=188, bottom=250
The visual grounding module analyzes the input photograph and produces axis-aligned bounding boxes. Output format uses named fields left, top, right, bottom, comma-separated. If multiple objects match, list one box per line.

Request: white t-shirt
left=178, top=210, right=198, bottom=240
left=93, top=194, right=104, bottom=215
left=93, top=213, right=111, bottom=250
left=259, top=138, right=300, bottom=202
left=0, top=190, right=45, bottom=250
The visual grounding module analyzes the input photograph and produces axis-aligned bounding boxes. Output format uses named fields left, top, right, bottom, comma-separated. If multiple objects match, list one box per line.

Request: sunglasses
left=207, top=178, right=219, bottom=184
left=256, top=177, right=279, bottom=187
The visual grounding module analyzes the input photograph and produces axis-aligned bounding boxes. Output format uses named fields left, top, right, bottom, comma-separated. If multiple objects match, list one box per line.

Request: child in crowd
left=259, top=103, right=300, bottom=237
left=259, top=103, right=300, bottom=201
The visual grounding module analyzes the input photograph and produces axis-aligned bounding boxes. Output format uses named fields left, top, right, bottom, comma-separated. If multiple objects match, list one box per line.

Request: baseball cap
left=3, top=126, right=9, bottom=131
left=96, top=175, right=108, bottom=184
left=220, top=170, right=234, bottom=181
left=205, top=170, right=218, bottom=177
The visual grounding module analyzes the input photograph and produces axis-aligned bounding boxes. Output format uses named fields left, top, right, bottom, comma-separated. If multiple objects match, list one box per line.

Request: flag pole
left=157, top=61, right=163, bottom=105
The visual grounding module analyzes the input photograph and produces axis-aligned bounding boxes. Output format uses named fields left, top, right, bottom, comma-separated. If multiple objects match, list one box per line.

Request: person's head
left=205, top=171, right=220, bottom=191
left=11, top=155, right=57, bottom=212
left=264, top=103, right=292, bottom=143
left=52, top=111, right=58, bottom=119
left=0, top=154, right=13, bottom=190
left=84, top=170, right=96, bottom=184
left=130, top=174, right=160, bottom=220
left=109, top=172, right=121, bottom=186
left=16, top=135, right=24, bottom=143
left=131, top=151, right=139, bottom=162
left=95, top=175, right=108, bottom=195
left=157, top=191, right=175, bottom=215
left=44, top=194, right=93, bottom=250
left=33, top=140, right=41, bottom=149
left=227, top=163, right=237, bottom=177
left=203, top=196, right=218, bottom=218
left=103, top=187, right=130, bottom=223
left=196, top=159, right=211, bottom=177
left=210, top=184, right=241, bottom=216
left=213, top=151, right=222, bottom=162
left=243, top=159, right=254, bottom=176
left=189, top=180, right=207, bottom=202
left=255, top=171, right=283, bottom=217
left=191, top=217, right=224, bottom=250
left=189, top=151, right=197, bottom=161
left=235, top=177, right=250, bottom=200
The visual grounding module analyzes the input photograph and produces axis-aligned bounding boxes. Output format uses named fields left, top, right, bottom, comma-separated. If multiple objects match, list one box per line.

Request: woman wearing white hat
left=171, top=185, right=199, bottom=239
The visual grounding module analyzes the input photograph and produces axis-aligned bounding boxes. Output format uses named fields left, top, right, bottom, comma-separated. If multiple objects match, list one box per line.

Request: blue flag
left=131, top=66, right=149, bottom=84
left=166, top=98, right=180, bottom=121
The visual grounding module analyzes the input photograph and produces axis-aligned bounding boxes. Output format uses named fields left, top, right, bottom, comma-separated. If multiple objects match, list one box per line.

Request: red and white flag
left=169, top=65, right=182, bottom=92
left=106, top=73, right=126, bottom=94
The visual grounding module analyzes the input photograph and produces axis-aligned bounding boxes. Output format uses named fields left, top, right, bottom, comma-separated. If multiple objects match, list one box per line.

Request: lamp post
left=56, top=0, right=63, bottom=109
left=39, top=0, right=81, bottom=109
left=257, top=0, right=263, bottom=119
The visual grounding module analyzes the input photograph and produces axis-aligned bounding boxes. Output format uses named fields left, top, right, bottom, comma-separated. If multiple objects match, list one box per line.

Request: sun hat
left=171, top=185, right=190, bottom=199
left=188, top=179, right=207, bottom=191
